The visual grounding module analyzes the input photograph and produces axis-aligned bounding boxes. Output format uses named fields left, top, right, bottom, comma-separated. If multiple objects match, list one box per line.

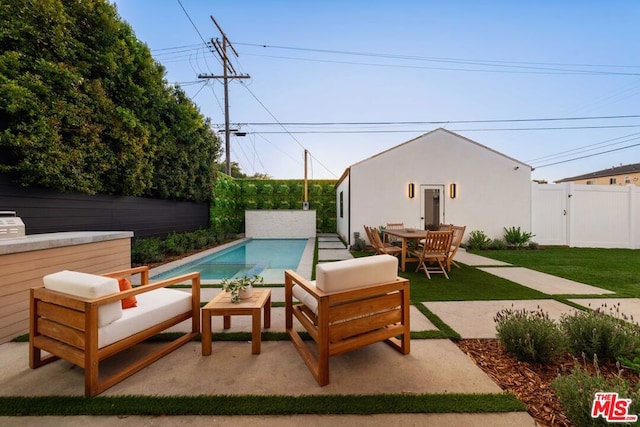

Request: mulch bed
left=456, top=339, right=640, bottom=427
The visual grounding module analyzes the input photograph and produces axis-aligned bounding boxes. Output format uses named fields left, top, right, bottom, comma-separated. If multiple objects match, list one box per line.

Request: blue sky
left=112, top=1, right=640, bottom=181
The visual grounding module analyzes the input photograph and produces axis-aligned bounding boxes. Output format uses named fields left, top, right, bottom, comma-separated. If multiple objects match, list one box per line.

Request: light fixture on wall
left=408, top=183, right=415, bottom=199
left=449, top=183, right=457, bottom=199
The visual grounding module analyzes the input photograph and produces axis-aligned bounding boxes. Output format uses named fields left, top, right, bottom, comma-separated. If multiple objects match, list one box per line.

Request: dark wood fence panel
left=0, top=175, right=209, bottom=238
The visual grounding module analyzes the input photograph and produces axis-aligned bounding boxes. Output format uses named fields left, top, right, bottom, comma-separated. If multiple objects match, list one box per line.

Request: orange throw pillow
left=117, top=277, right=138, bottom=309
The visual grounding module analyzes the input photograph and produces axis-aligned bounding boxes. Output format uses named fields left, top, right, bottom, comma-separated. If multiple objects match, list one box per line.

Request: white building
left=336, top=128, right=532, bottom=246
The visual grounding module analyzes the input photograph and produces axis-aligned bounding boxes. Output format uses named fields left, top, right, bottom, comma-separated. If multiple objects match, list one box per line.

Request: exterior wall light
left=408, top=183, right=415, bottom=199
left=449, top=183, right=457, bottom=199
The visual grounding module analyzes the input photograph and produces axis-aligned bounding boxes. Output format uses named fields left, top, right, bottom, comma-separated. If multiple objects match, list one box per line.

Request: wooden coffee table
left=201, top=288, right=271, bottom=355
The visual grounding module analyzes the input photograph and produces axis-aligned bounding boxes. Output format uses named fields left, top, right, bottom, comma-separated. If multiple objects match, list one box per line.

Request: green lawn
left=352, top=250, right=550, bottom=302
left=471, top=247, right=640, bottom=297
left=399, top=263, right=548, bottom=302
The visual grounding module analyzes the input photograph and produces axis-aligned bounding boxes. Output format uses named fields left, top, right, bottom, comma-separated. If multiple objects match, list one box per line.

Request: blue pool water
left=152, top=238, right=308, bottom=281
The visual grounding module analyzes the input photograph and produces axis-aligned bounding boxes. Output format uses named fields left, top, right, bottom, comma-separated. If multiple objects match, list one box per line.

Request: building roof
left=555, top=162, right=640, bottom=183
left=337, top=128, right=530, bottom=186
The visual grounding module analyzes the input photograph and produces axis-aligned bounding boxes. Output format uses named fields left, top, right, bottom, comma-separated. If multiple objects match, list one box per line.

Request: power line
left=240, top=124, right=640, bottom=134
left=527, top=132, right=640, bottom=163
left=235, top=42, right=640, bottom=70
left=240, top=82, right=339, bottom=178
left=235, top=42, right=640, bottom=76
left=238, top=114, right=640, bottom=127
left=534, top=138, right=640, bottom=169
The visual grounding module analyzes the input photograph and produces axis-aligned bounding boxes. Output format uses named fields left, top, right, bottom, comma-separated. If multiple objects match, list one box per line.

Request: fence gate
left=531, top=183, right=568, bottom=246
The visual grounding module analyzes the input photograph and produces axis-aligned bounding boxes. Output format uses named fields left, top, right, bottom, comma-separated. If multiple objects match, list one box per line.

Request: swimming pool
left=152, top=238, right=309, bottom=282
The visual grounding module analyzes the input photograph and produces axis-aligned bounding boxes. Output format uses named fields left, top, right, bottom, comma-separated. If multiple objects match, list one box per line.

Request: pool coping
left=148, top=237, right=315, bottom=285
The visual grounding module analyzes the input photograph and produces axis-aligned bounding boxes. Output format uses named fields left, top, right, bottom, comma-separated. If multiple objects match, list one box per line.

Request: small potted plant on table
left=221, top=275, right=264, bottom=303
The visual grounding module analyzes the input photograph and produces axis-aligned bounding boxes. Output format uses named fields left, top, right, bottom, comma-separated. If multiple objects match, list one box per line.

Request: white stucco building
left=336, top=128, right=532, bottom=246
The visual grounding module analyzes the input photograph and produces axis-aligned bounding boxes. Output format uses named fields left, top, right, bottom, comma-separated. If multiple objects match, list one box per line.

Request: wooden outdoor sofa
left=285, top=254, right=410, bottom=386
left=29, top=266, right=200, bottom=396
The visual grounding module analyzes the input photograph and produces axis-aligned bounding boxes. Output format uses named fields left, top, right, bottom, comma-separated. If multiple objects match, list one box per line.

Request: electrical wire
left=238, top=114, right=640, bottom=127
left=534, top=138, right=640, bottom=168
left=239, top=82, right=339, bottom=178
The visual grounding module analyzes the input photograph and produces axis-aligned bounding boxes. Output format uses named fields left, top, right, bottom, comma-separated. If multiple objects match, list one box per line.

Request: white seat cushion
left=315, top=254, right=398, bottom=292
left=43, top=270, right=122, bottom=327
left=98, top=288, right=192, bottom=348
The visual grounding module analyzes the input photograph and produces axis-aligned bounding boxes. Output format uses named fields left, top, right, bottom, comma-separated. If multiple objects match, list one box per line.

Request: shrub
left=553, top=363, right=640, bottom=427
left=489, top=238, right=507, bottom=250
left=559, top=303, right=640, bottom=363
left=351, top=237, right=367, bottom=251
left=494, top=306, right=566, bottom=363
left=466, top=230, right=491, bottom=250
left=503, top=226, right=535, bottom=249
left=131, top=237, right=163, bottom=264
left=163, top=232, right=187, bottom=255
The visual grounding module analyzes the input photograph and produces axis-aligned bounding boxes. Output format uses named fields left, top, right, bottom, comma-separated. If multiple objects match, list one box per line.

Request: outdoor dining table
left=384, top=228, right=428, bottom=272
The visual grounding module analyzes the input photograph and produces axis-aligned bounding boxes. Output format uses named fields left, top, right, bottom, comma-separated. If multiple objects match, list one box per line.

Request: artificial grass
left=0, top=393, right=525, bottom=416
left=472, top=247, right=640, bottom=297
left=401, top=263, right=549, bottom=302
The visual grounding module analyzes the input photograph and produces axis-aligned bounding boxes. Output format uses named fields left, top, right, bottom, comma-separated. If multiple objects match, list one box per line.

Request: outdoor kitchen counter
left=0, top=231, right=133, bottom=255
left=0, top=231, right=133, bottom=344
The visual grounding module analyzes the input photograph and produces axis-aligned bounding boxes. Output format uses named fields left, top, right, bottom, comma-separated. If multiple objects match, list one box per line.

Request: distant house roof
left=555, top=162, right=640, bottom=183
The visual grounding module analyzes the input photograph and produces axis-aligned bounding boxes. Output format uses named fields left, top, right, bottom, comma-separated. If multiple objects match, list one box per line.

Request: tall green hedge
left=0, top=0, right=220, bottom=203
left=210, top=177, right=337, bottom=234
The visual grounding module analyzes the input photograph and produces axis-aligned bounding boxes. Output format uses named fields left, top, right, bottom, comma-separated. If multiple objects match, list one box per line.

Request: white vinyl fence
left=531, top=182, right=640, bottom=249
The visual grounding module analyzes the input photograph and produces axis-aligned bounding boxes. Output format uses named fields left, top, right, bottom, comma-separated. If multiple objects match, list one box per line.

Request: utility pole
left=198, top=15, right=250, bottom=175
left=303, top=149, right=309, bottom=210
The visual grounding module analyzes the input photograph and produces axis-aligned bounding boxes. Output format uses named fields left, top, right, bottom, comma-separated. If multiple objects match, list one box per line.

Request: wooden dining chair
left=410, top=230, right=453, bottom=278
left=386, top=222, right=404, bottom=245
left=367, top=225, right=402, bottom=258
left=446, top=225, right=467, bottom=271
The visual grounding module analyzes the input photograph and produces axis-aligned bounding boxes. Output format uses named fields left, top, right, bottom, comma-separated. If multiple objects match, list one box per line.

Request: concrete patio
left=3, top=237, right=636, bottom=425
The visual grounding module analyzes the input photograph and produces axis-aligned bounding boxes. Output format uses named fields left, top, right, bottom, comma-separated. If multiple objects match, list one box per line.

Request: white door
left=420, top=185, right=445, bottom=230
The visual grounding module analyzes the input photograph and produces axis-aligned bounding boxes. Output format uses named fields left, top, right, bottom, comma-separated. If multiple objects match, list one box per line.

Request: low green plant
left=131, top=237, right=164, bottom=264
left=559, top=303, right=640, bottom=363
left=466, top=230, right=491, bottom=250
left=553, top=360, right=640, bottom=427
left=221, top=275, right=264, bottom=303
left=503, top=226, right=535, bottom=249
left=618, top=347, right=640, bottom=375
left=489, top=238, right=507, bottom=250
left=494, top=306, right=566, bottom=363
left=352, top=237, right=367, bottom=251
left=163, top=232, right=187, bottom=255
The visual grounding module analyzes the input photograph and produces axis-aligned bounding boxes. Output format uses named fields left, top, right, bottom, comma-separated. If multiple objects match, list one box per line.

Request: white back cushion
left=43, top=270, right=122, bottom=327
left=316, top=254, right=398, bottom=293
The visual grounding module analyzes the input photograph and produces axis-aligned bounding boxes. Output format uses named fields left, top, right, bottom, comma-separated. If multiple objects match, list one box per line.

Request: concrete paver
left=0, top=340, right=502, bottom=397
left=318, top=241, right=346, bottom=248
left=317, top=249, right=352, bottom=261
left=423, top=299, right=580, bottom=339
left=0, top=413, right=538, bottom=427
left=478, top=267, right=614, bottom=295
left=454, top=250, right=511, bottom=266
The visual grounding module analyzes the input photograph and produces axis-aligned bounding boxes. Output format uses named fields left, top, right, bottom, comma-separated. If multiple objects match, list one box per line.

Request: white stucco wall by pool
left=245, top=210, right=316, bottom=238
